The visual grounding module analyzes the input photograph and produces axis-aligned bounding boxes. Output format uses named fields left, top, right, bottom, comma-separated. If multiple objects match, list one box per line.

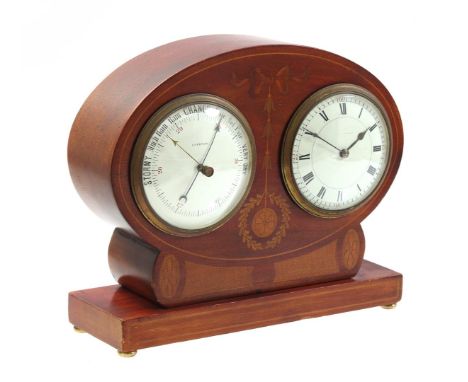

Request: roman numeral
left=337, top=190, right=343, bottom=202
left=317, top=186, right=326, bottom=199
left=339, top=103, right=347, bottom=115
left=319, top=110, right=329, bottom=121
left=367, top=165, right=377, bottom=176
left=303, top=171, right=315, bottom=185
left=299, top=153, right=310, bottom=160
left=373, top=145, right=382, bottom=152
left=369, top=123, right=377, bottom=132
left=357, top=184, right=362, bottom=192
left=358, top=107, right=363, bottom=118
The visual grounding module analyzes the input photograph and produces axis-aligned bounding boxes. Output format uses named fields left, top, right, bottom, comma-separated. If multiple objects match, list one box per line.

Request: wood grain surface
left=109, top=225, right=365, bottom=306
left=69, top=260, right=402, bottom=353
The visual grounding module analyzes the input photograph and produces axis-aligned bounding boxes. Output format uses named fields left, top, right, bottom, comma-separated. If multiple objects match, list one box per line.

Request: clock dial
left=282, top=84, right=391, bottom=217
left=131, top=94, right=255, bottom=235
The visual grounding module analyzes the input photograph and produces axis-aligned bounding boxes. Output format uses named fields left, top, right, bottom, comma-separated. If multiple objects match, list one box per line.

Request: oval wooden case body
left=68, top=35, right=403, bottom=307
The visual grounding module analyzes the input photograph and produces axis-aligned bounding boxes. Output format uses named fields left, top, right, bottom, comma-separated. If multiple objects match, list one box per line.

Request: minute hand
left=304, top=129, right=341, bottom=152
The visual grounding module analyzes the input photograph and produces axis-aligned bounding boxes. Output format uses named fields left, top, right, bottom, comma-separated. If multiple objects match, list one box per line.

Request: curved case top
left=68, top=35, right=403, bottom=264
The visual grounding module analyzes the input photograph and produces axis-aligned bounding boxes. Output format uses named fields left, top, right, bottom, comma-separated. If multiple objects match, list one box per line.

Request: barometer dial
left=131, top=94, right=255, bottom=235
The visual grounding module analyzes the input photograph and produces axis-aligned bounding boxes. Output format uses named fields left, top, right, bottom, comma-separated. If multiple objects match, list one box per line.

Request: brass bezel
left=281, top=83, right=392, bottom=218
left=131, top=93, right=256, bottom=236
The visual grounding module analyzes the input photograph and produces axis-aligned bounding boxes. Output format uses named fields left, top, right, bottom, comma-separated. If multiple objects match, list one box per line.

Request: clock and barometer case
left=68, top=35, right=403, bottom=356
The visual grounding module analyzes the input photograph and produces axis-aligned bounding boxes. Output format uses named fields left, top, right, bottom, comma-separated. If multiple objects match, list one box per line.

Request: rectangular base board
left=69, top=260, right=402, bottom=353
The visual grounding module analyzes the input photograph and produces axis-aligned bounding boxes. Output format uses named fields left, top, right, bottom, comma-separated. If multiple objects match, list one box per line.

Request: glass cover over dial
left=132, top=94, right=255, bottom=235
left=283, top=84, right=391, bottom=216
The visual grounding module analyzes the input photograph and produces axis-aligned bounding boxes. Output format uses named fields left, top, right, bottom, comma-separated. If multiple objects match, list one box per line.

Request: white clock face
left=132, top=95, right=255, bottom=234
left=287, top=86, right=390, bottom=214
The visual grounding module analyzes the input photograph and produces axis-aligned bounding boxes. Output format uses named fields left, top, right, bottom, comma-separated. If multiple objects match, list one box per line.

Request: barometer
left=131, top=94, right=255, bottom=235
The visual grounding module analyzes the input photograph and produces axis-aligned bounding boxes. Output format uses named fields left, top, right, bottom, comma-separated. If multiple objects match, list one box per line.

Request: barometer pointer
left=178, top=116, right=223, bottom=204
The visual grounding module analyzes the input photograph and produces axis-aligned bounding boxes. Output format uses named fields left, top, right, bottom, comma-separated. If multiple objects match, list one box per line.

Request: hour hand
left=346, top=126, right=372, bottom=151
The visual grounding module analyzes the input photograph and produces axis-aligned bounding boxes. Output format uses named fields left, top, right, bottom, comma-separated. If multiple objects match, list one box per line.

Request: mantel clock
left=68, top=35, right=403, bottom=356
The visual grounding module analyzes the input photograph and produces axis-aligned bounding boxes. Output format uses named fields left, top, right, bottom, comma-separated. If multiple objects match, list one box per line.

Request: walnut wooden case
left=68, top=36, right=403, bottom=311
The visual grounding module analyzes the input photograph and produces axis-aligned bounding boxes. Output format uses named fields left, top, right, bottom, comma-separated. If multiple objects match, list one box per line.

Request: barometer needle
left=177, top=116, right=223, bottom=204
left=168, top=136, right=200, bottom=165
left=201, top=115, right=223, bottom=164
left=168, top=136, right=214, bottom=177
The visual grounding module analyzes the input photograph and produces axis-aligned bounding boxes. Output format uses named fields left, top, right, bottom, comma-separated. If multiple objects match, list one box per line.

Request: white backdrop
left=3, top=1, right=467, bottom=380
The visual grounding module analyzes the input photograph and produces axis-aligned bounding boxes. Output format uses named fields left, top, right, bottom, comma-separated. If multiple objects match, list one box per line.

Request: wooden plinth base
left=69, top=260, right=402, bottom=353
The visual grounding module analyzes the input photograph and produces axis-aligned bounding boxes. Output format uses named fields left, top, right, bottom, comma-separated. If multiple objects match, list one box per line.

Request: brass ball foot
left=382, top=303, right=397, bottom=310
left=118, top=350, right=137, bottom=358
left=73, top=326, right=86, bottom=333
